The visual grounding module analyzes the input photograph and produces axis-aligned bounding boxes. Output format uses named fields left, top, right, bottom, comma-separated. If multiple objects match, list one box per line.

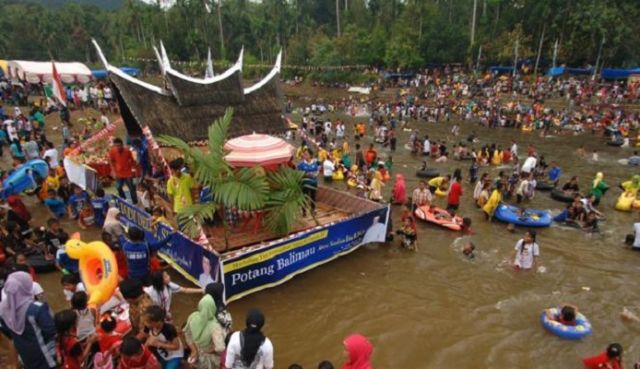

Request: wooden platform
left=203, top=202, right=349, bottom=253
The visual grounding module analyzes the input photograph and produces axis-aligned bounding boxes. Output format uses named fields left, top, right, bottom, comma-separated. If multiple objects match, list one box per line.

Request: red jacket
left=108, top=147, right=135, bottom=179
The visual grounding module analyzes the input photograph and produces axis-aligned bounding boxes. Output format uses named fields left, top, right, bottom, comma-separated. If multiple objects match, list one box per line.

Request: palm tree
left=157, top=108, right=308, bottom=250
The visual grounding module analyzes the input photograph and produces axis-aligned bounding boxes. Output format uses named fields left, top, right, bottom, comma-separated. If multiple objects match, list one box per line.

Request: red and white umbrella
left=224, top=133, right=294, bottom=168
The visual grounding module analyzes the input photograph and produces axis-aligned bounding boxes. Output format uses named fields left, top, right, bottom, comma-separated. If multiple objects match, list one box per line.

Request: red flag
left=51, top=62, right=67, bottom=107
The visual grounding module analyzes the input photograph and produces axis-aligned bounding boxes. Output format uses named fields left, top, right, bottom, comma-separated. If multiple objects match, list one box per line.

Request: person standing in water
left=513, top=231, right=540, bottom=271
left=342, top=334, right=374, bottom=369
left=225, top=309, right=274, bottom=369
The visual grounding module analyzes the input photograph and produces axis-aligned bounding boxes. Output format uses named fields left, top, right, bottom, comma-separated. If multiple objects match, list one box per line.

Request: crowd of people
left=1, top=64, right=640, bottom=368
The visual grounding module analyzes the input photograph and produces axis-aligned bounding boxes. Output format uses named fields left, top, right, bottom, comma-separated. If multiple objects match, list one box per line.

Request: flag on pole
left=205, top=48, right=214, bottom=78
left=50, top=62, right=67, bottom=107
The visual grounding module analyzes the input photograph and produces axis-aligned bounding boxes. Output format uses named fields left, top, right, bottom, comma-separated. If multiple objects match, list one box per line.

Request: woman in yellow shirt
left=428, top=175, right=450, bottom=194
left=482, top=183, right=504, bottom=219
left=491, top=149, right=502, bottom=166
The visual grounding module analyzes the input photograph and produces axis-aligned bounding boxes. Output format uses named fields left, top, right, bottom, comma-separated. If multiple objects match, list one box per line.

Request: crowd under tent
left=7, top=60, right=92, bottom=84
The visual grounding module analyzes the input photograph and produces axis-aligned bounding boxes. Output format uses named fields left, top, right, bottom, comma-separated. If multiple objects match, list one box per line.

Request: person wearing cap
left=582, top=343, right=623, bottom=369
left=225, top=309, right=274, bottom=369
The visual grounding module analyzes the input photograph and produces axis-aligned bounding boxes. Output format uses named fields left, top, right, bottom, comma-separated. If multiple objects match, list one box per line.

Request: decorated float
left=92, top=40, right=390, bottom=302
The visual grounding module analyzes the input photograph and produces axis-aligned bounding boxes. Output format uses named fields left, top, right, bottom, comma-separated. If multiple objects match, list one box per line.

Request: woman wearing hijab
left=391, top=174, right=407, bottom=205
left=225, top=309, right=274, bottom=369
left=343, top=334, right=373, bottom=369
left=0, top=271, right=57, bottom=369
left=184, top=295, right=226, bottom=369
left=590, top=172, right=608, bottom=206
left=102, top=207, right=125, bottom=238
left=205, top=283, right=232, bottom=332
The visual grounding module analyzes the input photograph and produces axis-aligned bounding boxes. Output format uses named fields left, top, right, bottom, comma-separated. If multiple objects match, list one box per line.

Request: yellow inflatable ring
left=65, top=233, right=119, bottom=307
left=435, top=188, right=447, bottom=197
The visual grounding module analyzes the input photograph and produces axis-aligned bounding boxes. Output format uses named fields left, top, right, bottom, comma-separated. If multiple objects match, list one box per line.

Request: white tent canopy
left=7, top=60, right=92, bottom=84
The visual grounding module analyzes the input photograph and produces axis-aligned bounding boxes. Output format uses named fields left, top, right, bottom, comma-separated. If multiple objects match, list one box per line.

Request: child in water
left=462, top=242, right=476, bottom=259
left=546, top=305, right=578, bottom=326
left=396, top=217, right=417, bottom=251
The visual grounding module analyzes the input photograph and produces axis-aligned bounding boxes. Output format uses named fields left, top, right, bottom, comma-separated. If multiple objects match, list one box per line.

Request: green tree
left=158, top=109, right=309, bottom=249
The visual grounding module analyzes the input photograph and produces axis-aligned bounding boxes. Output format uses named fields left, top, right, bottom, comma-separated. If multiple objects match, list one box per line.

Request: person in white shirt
left=520, top=154, right=537, bottom=174
left=6, top=123, right=17, bottom=142
left=225, top=309, right=274, bottom=369
left=511, top=141, right=518, bottom=158
left=324, top=120, right=332, bottom=136
left=144, top=270, right=203, bottom=320
left=100, top=113, right=110, bottom=127
left=43, top=142, right=59, bottom=168
left=633, top=222, right=640, bottom=249
left=336, top=122, right=345, bottom=139
left=423, top=136, right=431, bottom=156
left=513, top=231, right=540, bottom=270
left=104, top=86, right=113, bottom=101
left=323, top=158, right=335, bottom=182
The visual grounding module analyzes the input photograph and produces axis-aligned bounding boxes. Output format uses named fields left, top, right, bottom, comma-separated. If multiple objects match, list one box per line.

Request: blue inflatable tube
left=540, top=308, right=592, bottom=340
left=494, top=204, right=552, bottom=227
left=1, top=159, right=49, bottom=199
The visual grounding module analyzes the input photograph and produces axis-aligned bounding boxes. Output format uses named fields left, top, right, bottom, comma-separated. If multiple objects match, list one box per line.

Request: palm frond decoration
left=175, top=202, right=219, bottom=237
left=158, top=107, right=308, bottom=245
left=264, top=166, right=307, bottom=236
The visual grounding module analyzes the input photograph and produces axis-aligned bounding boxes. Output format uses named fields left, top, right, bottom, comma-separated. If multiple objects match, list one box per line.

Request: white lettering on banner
left=276, top=248, right=316, bottom=269
left=228, top=228, right=369, bottom=286
left=231, top=265, right=275, bottom=286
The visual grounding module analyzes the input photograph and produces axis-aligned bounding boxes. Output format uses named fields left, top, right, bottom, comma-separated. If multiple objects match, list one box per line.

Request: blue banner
left=114, top=197, right=389, bottom=302
left=114, top=198, right=222, bottom=288
left=222, top=206, right=389, bottom=301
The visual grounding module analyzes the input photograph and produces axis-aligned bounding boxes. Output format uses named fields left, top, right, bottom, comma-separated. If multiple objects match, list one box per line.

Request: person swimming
left=547, top=305, right=577, bottom=326
left=462, top=242, right=476, bottom=259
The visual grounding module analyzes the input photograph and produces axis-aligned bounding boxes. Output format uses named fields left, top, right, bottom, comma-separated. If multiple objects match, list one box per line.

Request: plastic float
left=541, top=307, right=592, bottom=340
left=414, top=205, right=462, bottom=231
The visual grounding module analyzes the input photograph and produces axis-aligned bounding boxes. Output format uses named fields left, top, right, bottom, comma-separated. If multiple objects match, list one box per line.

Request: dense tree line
left=0, top=0, right=639, bottom=75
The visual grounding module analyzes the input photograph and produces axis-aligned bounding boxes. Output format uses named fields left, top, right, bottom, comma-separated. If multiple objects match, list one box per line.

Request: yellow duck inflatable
left=65, top=233, right=119, bottom=307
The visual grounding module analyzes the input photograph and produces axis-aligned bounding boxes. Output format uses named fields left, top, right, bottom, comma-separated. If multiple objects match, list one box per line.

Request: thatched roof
left=92, top=40, right=286, bottom=142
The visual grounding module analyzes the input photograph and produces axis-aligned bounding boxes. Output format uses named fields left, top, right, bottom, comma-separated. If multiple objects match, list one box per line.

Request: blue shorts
left=160, top=357, right=182, bottom=369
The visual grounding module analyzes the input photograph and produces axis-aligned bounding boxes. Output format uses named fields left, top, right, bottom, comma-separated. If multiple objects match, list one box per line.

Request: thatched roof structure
left=92, top=40, right=286, bottom=142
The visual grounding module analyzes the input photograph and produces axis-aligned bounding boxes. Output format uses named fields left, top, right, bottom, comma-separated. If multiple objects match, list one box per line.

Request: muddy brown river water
left=27, top=112, right=640, bottom=369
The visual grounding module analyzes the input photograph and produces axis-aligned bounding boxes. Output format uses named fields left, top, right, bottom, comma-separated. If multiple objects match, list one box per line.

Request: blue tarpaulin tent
left=547, top=67, right=593, bottom=77
left=91, top=67, right=140, bottom=79
left=601, top=68, right=640, bottom=80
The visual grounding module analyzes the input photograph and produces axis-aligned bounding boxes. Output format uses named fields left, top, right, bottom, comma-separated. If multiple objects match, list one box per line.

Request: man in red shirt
left=582, top=343, right=622, bottom=369
left=108, top=138, right=138, bottom=204
left=447, top=174, right=463, bottom=212
left=365, top=144, right=377, bottom=167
